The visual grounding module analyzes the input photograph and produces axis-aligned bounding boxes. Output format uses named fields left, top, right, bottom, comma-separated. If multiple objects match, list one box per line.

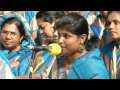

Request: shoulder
left=72, top=48, right=109, bottom=79
left=74, top=48, right=102, bottom=66
left=100, top=41, right=115, bottom=57
left=19, top=47, right=33, bottom=56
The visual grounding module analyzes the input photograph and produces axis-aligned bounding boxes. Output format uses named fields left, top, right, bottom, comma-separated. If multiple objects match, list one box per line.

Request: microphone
left=27, top=43, right=61, bottom=56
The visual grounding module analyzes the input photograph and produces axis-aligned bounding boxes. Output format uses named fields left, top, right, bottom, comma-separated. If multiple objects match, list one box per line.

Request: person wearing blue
left=100, top=11, right=120, bottom=79
left=49, top=13, right=109, bottom=79
left=13, top=11, right=38, bottom=40
left=90, top=11, right=112, bottom=48
left=0, top=51, right=15, bottom=79
left=0, top=11, right=14, bottom=28
left=29, top=11, right=64, bottom=79
left=0, top=11, right=35, bottom=48
left=0, top=17, right=33, bottom=77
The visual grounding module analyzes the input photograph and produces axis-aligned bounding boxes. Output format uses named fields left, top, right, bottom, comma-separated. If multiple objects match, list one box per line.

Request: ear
left=20, top=36, right=24, bottom=43
left=50, top=22, right=55, bottom=32
left=79, top=34, right=87, bottom=43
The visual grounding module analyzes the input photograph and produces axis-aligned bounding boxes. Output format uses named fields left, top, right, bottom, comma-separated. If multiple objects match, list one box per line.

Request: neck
left=9, top=45, right=21, bottom=54
left=115, top=39, right=120, bottom=46
left=64, top=50, right=87, bottom=67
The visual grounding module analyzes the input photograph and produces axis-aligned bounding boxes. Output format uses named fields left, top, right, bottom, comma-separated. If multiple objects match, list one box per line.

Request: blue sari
left=50, top=48, right=109, bottom=79
left=90, top=26, right=111, bottom=48
left=100, top=41, right=120, bottom=79
left=0, top=13, right=13, bottom=29
left=1, top=47, right=33, bottom=76
left=12, top=11, right=36, bottom=46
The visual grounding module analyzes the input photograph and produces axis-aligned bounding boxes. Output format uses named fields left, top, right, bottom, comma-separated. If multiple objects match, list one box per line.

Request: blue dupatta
left=52, top=48, right=109, bottom=79
left=1, top=47, right=33, bottom=76
left=67, top=48, right=109, bottom=79
left=12, top=11, right=36, bottom=47
left=100, top=41, right=120, bottom=79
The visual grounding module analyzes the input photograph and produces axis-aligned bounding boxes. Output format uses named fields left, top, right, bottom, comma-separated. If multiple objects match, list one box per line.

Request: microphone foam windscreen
left=48, top=43, right=61, bottom=55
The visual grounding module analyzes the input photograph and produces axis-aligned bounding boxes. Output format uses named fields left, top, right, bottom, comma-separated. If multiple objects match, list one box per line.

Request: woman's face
left=0, top=24, right=23, bottom=50
left=57, top=28, right=85, bottom=56
left=107, top=12, right=120, bottom=41
left=37, top=18, right=54, bottom=43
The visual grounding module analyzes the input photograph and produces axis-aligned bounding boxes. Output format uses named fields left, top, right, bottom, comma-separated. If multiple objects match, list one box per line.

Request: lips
left=60, top=46, right=66, bottom=50
left=3, top=41, right=12, bottom=44
left=110, top=31, right=116, bottom=35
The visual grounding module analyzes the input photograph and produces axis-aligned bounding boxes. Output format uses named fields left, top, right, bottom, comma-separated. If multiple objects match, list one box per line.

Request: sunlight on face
left=107, top=12, right=120, bottom=41
left=0, top=24, right=23, bottom=50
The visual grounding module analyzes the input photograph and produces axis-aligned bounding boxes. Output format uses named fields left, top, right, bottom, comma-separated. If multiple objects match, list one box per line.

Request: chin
left=3, top=45, right=13, bottom=50
left=112, top=36, right=119, bottom=41
left=62, top=52, right=70, bottom=56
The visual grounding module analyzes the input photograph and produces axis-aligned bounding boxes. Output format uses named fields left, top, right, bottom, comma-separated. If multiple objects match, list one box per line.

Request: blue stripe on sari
left=1, top=47, right=33, bottom=76
left=24, top=11, right=36, bottom=25
left=67, top=48, right=109, bottom=79
left=90, top=24, right=103, bottom=38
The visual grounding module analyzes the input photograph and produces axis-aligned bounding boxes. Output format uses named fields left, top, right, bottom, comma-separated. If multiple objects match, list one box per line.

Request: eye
left=1, top=31, right=7, bottom=34
left=11, top=32, right=17, bottom=37
left=39, top=25, right=45, bottom=30
left=64, top=34, right=70, bottom=39
left=114, top=20, right=120, bottom=25
left=106, top=21, right=111, bottom=26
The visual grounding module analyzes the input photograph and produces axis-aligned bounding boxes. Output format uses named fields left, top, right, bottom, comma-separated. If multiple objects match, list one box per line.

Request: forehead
left=37, top=18, right=50, bottom=26
left=108, top=12, right=120, bottom=21
left=58, top=28, right=72, bottom=34
left=2, top=24, right=19, bottom=33
left=37, top=18, right=44, bottom=24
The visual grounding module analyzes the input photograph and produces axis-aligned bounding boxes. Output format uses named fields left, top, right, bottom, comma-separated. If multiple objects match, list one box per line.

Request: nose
left=108, top=22, right=114, bottom=31
left=40, top=29, right=43, bottom=34
left=58, top=36, right=64, bottom=44
left=6, top=33, right=12, bottom=38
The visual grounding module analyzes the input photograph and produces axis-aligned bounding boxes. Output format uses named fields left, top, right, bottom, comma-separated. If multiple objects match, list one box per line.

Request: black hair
left=106, top=11, right=120, bottom=29
left=55, top=13, right=99, bottom=51
left=85, top=35, right=100, bottom=51
left=36, top=11, right=64, bottom=24
left=1, top=17, right=25, bottom=36
left=55, top=13, right=88, bottom=42
left=55, top=13, right=88, bottom=35
left=107, top=11, right=120, bottom=16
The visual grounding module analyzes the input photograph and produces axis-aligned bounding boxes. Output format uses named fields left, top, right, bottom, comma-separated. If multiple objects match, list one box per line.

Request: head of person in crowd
left=54, top=13, right=88, bottom=56
left=63, top=11, right=81, bottom=15
left=99, top=11, right=108, bottom=18
left=54, top=13, right=100, bottom=56
left=0, top=11, right=3, bottom=15
left=106, top=11, right=120, bottom=44
left=0, top=17, right=25, bottom=53
left=36, top=11, right=64, bottom=45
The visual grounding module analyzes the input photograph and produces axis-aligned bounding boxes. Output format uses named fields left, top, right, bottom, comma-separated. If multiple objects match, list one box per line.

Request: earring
left=78, top=42, right=85, bottom=53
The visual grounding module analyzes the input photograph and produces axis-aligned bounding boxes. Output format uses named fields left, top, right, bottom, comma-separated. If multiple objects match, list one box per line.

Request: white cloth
left=0, top=57, right=15, bottom=79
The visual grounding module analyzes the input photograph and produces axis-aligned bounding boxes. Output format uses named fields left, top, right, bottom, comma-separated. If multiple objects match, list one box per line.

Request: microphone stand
left=29, top=50, right=36, bottom=79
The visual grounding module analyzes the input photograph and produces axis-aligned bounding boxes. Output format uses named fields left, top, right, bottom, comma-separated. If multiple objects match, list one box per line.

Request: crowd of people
left=0, top=11, right=120, bottom=79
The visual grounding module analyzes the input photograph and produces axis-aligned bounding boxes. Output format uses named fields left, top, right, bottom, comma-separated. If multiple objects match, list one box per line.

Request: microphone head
left=48, top=43, right=61, bottom=55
